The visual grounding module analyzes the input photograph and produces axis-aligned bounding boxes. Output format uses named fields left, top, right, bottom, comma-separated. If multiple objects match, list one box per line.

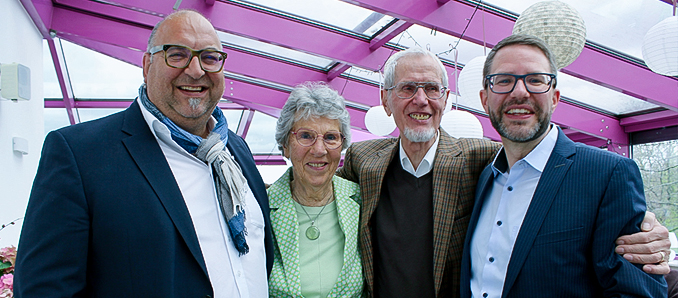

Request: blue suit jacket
left=460, top=128, right=666, bottom=297
left=15, top=101, right=273, bottom=298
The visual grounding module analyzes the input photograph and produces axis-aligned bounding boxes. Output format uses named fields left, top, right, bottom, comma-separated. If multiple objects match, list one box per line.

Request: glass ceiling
left=41, top=0, right=676, bottom=163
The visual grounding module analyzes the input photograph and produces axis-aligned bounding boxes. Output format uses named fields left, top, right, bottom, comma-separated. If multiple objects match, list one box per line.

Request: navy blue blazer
left=15, top=101, right=273, bottom=298
left=460, top=128, right=666, bottom=297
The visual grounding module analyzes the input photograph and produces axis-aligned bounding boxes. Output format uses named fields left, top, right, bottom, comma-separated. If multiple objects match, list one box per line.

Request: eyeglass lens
left=294, top=129, right=343, bottom=149
left=164, top=45, right=225, bottom=72
left=394, top=82, right=445, bottom=99
left=489, top=74, right=553, bottom=94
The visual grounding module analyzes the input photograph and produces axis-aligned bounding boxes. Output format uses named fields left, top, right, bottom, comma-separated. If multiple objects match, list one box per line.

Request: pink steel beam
left=344, top=0, right=678, bottom=112
left=236, top=109, right=254, bottom=138
left=47, top=38, right=80, bottom=124
left=369, top=20, right=412, bottom=50
left=620, top=110, right=678, bottom=133
left=327, top=63, right=352, bottom=80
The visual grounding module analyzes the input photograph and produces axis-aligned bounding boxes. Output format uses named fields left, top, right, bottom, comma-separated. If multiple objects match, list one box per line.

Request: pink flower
left=0, top=274, right=11, bottom=289
left=0, top=247, right=16, bottom=268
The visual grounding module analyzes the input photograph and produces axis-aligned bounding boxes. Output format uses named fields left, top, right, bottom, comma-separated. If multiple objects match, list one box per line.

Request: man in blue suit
left=460, top=34, right=666, bottom=297
left=14, top=10, right=272, bottom=298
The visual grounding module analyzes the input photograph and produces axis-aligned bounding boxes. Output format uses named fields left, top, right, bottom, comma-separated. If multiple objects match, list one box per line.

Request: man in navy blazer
left=14, top=10, right=272, bottom=298
left=460, top=34, right=666, bottom=297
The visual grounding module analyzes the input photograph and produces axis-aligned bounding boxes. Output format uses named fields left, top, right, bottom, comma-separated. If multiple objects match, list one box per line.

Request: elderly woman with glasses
left=267, top=82, right=363, bottom=297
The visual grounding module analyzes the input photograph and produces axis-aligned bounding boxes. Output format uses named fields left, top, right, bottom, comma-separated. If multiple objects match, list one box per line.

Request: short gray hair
left=483, top=34, right=558, bottom=88
left=275, top=82, right=352, bottom=152
left=382, top=47, right=449, bottom=90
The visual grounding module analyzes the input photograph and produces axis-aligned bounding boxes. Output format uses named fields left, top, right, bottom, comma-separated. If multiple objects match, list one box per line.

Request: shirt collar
left=491, top=124, right=559, bottom=176
left=399, top=130, right=440, bottom=178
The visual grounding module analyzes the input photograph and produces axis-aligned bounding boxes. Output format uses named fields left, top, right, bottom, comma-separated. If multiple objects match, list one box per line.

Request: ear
left=282, top=143, right=290, bottom=159
left=142, top=53, right=151, bottom=84
left=551, top=88, right=560, bottom=113
left=381, top=89, right=392, bottom=116
left=480, top=89, right=490, bottom=114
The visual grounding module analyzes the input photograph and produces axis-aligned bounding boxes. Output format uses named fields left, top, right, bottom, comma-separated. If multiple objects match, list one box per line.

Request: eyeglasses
left=485, top=73, right=556, bottom=94
left=385, top=82, right=448, bottom=99
left=149, top=44, right=228, bottom=73
left=291, top=128, right=345, bottom=150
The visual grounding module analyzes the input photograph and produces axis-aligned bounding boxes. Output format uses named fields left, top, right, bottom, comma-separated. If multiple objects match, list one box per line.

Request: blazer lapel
left=431, top=131, right=465, bottom=294
left=120, top=101, right=208, bottom=276
left=502, top=128, right=575, bottom=296
left=268, top=170, right=303, bottom=296
left=330, top=177, right=361, bottom=295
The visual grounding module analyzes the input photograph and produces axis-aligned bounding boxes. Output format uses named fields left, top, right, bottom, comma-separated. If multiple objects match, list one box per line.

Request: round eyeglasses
left=385, top=82, right=448, bottom=99
left=485, top=73, right=556, bottom=94
left=291, top=128, right=345, bottom=150
left=149, top=44, right=228, bottom=73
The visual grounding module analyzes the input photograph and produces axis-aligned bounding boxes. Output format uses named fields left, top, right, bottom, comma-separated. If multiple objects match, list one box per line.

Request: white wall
left=0, top=0, right=44, bottom=248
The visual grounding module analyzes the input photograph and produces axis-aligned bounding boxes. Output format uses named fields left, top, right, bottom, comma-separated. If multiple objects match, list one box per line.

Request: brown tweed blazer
left=337, top=129, right=500, bottom=297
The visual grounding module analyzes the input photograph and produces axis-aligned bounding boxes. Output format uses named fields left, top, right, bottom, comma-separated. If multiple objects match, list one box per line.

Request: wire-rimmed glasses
left=291, top=128, right=345, bottom=150
left=385, top=82, right=448, bottom=99
left=149, top=44, right=228, bottom=73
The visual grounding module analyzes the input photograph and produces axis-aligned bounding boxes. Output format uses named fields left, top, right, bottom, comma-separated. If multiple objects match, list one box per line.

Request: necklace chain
left=292, top=189, right=333, bottom=240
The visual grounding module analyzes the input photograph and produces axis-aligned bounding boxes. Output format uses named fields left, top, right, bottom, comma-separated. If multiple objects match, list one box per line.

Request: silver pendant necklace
left=294, top=193, right=332, bottom=240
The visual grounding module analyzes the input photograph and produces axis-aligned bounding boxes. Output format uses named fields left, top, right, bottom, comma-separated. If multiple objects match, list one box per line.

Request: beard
left=188, top=97, right=202, bottom=110
left=489, top=100, right=551, bottom=143
left=402, top=126, right=437, bottom=143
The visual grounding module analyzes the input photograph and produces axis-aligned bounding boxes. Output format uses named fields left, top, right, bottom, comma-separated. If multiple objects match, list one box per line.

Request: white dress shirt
left=399, top=131, right=440, bottom=177
left=470, top=125, right=558, bottom=298
left=139, top=98, right=268, bottom=298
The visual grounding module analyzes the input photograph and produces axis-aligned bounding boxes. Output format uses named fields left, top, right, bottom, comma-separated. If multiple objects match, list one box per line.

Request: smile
left=178, top=86, right=205, bottom=92
left=308, top=162, right=327, bottom=167
left=506, top=108, right=533, bottom=115
left=409, top=113, right=431, bottom=120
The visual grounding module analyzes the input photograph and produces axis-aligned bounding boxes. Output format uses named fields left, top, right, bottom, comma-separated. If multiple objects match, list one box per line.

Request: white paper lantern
left=513, top=1, right=587, bottom=69
left=364, top=105, right=396, bottom=136
left=642, top=16, right=678, bottom=76
left=440, top=110, right=484, bottom=139
left=457, top=56, right=486, bottom=104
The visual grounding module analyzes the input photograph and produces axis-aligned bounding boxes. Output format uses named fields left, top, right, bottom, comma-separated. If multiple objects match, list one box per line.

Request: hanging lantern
left=512, top=1, right=587, bottom=69
left=457, top=56, right=487, bottom=105
left=440, top=110, right=484, bottom=139
left=364, top=105, right=396, bottom=136
left=642, top=16, right=678, bottom=76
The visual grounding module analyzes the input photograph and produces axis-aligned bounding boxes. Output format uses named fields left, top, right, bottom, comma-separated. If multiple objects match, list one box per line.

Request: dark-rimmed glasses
left=485, top=73, right=556, bottom=94
left=385, top=82, right=448, bottom=99
left=149, top=44, right=228, bottom=73
left=291, top=128, right=345, bottom=150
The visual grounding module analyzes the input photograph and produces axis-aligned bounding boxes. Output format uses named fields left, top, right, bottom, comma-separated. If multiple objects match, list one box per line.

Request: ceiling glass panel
left=218, top=31, right=334, bottom=68
left=59, top=39, right=142, bottom=99
left=483, top=0, right=674, bottom=60
left=344, top=66, right=381, bottom=84
left=244, top=111, right=281, bottom=154
left=389, top=24, right=489, bottom=65
left=78, top=108, right=123, bottom=122
left=44, top=108, right=70, bottom=135
left=242, top=0, right=394, bottom=36
left=556, top=72, right=659, bottom=115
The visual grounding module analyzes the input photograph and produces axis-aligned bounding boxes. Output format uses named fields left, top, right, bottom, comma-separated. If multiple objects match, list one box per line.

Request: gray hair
left=275, top=82, right=352, bottom=152
left=382, top=47, right=449, bottom=90
left=483, top=34, right=558, bottom=88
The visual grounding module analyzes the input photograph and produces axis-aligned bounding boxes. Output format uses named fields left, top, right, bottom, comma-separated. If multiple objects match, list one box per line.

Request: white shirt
left=399, top=131, right=440, bottom=177
left=139, top=98, right=268, bottom=298
left=469, top=125, right=558, bottom=298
